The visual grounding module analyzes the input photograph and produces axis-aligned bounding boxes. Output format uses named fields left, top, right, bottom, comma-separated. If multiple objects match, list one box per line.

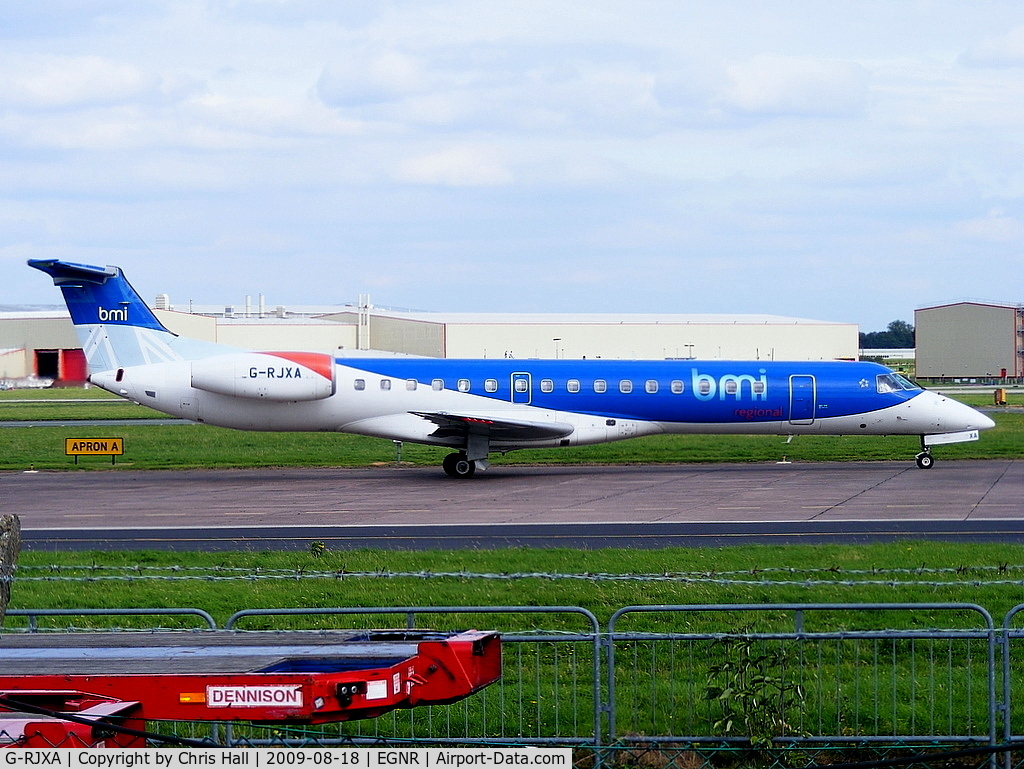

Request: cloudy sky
left=4, top=1, right=1024, bottom=331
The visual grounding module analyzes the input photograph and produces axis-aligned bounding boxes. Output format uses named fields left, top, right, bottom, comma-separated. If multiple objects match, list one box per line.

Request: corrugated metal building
left=915, top=301, right=1024, bottom=380
left=318, top=308, right=857, bottom=361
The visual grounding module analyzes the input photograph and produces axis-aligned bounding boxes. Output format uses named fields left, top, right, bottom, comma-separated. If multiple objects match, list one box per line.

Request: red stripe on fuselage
left=265, top=351, right=333, bottom=381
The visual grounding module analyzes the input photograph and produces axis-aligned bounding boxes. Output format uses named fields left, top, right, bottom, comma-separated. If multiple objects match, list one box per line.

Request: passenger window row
left=351, top=377, right=697, bottom=394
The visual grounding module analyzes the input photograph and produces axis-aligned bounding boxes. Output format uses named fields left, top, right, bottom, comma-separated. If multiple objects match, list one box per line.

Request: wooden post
left=0, top=514, right=20, bottom=627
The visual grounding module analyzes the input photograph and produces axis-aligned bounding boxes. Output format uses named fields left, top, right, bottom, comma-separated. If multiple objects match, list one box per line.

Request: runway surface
left=5, top=460, right=1021, bottom=550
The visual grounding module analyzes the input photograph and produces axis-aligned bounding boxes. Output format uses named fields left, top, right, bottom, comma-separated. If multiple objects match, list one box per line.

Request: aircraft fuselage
left=30, top=258, right=995, bottom=477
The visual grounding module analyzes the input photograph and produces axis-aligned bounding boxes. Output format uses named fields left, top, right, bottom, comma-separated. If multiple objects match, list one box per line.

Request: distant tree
left=859, top=320, right=915, bottom=349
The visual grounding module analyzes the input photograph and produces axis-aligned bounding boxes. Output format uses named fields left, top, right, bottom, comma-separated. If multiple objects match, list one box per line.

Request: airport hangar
left=1, top=293, right=862, bottom=385
left=915, top=301, right=1024, bottom=383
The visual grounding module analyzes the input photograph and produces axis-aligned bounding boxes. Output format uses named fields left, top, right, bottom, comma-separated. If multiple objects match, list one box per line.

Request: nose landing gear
left=915, top=435, right=935, bottom=469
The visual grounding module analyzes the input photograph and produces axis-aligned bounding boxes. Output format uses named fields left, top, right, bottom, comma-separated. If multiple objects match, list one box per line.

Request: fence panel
left=607, top=603, right=997, bottom=746
left=1002, top=604, right=1024, bottom=767
left=222, top=605, right=602, bottom=747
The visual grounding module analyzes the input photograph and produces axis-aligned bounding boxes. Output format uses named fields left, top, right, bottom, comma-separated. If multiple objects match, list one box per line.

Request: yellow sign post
left=65, top=438, right=124, bottom=465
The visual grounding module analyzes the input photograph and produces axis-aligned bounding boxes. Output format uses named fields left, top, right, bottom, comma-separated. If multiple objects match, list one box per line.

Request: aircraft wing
left=410, top=411, right=574, bottom=442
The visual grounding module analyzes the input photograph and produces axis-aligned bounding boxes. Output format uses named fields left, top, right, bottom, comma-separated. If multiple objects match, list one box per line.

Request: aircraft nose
left=976, top=409, right=996, bottom=431
left=912, top=391, right=996, bottom=433
left=940, top=393, right=995, bottom=432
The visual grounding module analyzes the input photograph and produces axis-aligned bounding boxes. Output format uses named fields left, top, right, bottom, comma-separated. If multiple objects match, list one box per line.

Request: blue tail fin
left=29, top=259, right=226, bottom=373
left=29, top=260, right=168, bottom=332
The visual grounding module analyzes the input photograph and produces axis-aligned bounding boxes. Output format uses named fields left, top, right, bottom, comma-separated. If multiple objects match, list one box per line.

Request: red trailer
left=0, top=629, right=500, bottom=748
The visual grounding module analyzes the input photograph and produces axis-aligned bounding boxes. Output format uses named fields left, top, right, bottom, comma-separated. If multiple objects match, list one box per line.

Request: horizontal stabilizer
left=411, top=411, right=573, bottom=442
left=28, top=259, right=118, bottom=285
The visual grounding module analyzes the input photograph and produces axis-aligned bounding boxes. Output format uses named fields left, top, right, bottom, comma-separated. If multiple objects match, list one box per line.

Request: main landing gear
left=443, top=452, right=476, bottom=479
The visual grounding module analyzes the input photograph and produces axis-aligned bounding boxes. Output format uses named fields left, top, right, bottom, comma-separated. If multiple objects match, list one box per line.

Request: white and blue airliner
left=31, top=259, right=995, bottom=477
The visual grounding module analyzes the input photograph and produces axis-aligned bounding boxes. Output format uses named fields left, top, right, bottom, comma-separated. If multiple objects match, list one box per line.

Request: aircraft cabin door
left=788, top=375, right=816, bottom=425
left=511, top=372, right=532, bottom=404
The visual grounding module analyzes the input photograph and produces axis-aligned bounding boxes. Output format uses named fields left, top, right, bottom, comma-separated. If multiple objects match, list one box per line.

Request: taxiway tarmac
left=5, top=460, right=1022, bottom=550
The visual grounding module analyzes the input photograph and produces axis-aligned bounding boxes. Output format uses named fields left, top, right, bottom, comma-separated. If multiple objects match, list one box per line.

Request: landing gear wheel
left=443, top=452, right=476, bottom=478
left=915, top=451, right=934, bottom=470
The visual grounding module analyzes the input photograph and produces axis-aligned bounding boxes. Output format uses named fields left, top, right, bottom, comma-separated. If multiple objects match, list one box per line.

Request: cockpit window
left=875, top=374, right=900, bottom=393
left=876, top=373, right=921, bottom=394
left=892, top=373, right=921, bottom=390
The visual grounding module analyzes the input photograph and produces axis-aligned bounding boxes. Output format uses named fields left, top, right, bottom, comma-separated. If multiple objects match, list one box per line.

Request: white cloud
left=962, top=24, right=1024, bottom=68
left=394, top=145, right=514, bottom=187
left=0, top=54, right=153, bottom=109
left=719, top=55, right=869, bottom=118
left=952, top=209, right=1024, bottom=243
left=190, top=93, right=363, bottom=140
left=316, top=50, right=431, bottom=107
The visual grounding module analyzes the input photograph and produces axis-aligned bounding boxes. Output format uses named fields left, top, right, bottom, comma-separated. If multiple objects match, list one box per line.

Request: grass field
left=9, top=541, right=1024, bottom=632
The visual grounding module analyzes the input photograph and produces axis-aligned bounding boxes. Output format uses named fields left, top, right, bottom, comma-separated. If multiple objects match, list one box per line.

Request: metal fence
left=9, top=602, right=1024, bottom=765
left=222, top=606, right=602, bottom=747
left=607, top=603, right=998, bottom=745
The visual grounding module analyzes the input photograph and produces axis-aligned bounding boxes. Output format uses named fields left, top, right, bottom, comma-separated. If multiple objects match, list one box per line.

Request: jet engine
left=191, top=352, right=335, bottom=401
